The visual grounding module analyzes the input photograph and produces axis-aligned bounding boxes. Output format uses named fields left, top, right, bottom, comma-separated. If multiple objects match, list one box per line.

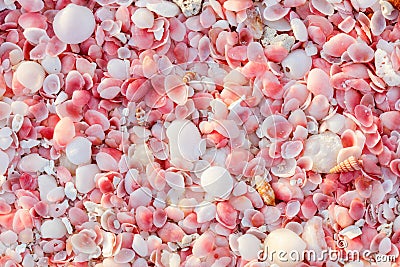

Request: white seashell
left=339, top=225, right=362, bottom=239
left=23, top=28, right=49, bottom=45
left=9, top=48, right=23, bottom=65
left=146, top=1, right=180, bottom=17
left=237, top=234, right=262, bottom=261
left=43, top=74, right=61, bottom=95
left=61, top=217, right=73, bottom=234
left=41, top=218, right=67, bottom=239
left=64, top=182, right=77, bottom=201
left=15, top=61, right=45, bottom=93
left=200, top=166, right=233, bottom=200
left=0, top=151, right=9, bottom=176
left=264, top=228, right=306, bottom=267
left=20, top=139, right=41, bottom=149
left=290, top=18, right=308, bottom=42
left=131, top=8, right=154, bottom=29
left=271, top=158, right=296, bottom=178
left=194, top=202, right=216, bottom=223
left=303, top=131, right=343, bottom=173
left=165, top=172, right=185, bottom=190
left=282, top=50, right=312, bottom=80
left=75, top=164, right=100, bottom=193
left=38, top=174, right=58, bottom=202
left=53, top=4, right=96, bottom=44
left=166, top=119, right=203, bottom=164
left=107, top=58, right=129, bottom=80
left=19, top=153, right=48, bottom=173
left=132, top=234, right=148, bottom=257
left=65, top=136, right=92, bottom=165
left=41, top=55, right=62, bottom=74
left=311, top=0, right=334, bottom=15
left=11, top=114, right=24, bottom=132
left=11, top=101, right=29, bottom=116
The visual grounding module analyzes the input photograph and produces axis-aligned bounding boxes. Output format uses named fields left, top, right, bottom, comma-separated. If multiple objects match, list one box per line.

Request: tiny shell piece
left=329, top=156, right=363, bottom=173
left=255, top=175, right=275, bottom=206
left=172, top=0, right=203, bottom=17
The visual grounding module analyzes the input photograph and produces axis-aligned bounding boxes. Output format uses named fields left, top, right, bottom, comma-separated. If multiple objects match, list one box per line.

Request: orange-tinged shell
left=329, top=156, right=363, bottom=173
left=135, top=107, right=147, bottom=126
left=388, top=0, right=400, bottom=9
left=255, top=176, right=275, bottom=206
left=182, top=71, right=196, bottom=83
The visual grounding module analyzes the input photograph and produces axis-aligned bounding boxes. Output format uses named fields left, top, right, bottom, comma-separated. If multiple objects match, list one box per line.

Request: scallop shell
left=329, top=156, right=363, bottom=173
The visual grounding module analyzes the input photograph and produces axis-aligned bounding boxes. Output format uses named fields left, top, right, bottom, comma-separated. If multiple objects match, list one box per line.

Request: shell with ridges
left=329, top=156, right=363, bottom=173
left=255, top=175, right=275, bottom=206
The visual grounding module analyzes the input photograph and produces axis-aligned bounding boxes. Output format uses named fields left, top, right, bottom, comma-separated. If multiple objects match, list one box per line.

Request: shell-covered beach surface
left=0, top=0, right=400, bottom=266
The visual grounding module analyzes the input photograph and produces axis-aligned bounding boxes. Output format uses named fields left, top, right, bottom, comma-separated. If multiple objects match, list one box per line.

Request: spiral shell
left=329, top=156, right=363, bottom=173
left=182, top=71, right=196, bottom=83
left=135, top=107, right=147, bottom=127
left=255, top=175, right=275, bottom=206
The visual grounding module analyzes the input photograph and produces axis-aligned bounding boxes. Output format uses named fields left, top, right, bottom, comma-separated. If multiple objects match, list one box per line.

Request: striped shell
left=182, top=71, right=196, bottom=83
left=135, top=107, right=147, bottom=127
left=255, top=175, right=275, bottom=206
left=329, top=156, right=363, bottom=173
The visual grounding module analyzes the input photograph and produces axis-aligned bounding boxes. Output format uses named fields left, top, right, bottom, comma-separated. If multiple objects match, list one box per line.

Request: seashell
left=282, top=49, right=312, bottom=80
left=216, top=201, right=237, bottom=229
left=41, top=218, right=67, bottom=239
left=173, top=0, right=202, bottom=17
left=15, top=61, right=45, bottom=93
left=237, top=234, right=262, bottom=261
left=201, top=166, right=233, bottom=200
left=192, top=231, right=214, bottom=258
left=135, top=107, right=147, bottom=127
left=53, top=4, right=95, bottom=44
left=146, top=1, right=180, bottom=17
left=131, top=8, right=154, bottom=29
left=322, top=33, right=356, bottom=57
left=329, top=156, right=363, bottom=173
left=254, top=175, right=275, bottom=206
left=182, top=71, right=196, bottom=83
left=264, top=228, right=306, bottom=267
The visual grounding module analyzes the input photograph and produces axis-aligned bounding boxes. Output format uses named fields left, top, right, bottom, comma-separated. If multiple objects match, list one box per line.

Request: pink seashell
left=114, top=248, right=136, bottom=264
left=390, top=159, right=400, bottom=176
left=286, top=200, right=301, bottom=218
left=18, top=0, right=44, bottom=12
left=284, top=0, right=306, bottom=6
left=157, top=222, right=185, bottom=243
left=216, top=201, right=237, bottom=229
left=192, top=231, right=215, bottom=258
left=301, top=196, right=317, bottom=219
left=18, top=13, right=47, bottom=29
left=371, top=11, right=386, bottom=36
left=68, top=207, right=89, bottom=226
left=263, top=4, right=290, bottom=21
left=53, top=117, right=75, bottom=147
left=261, top=115, right=292, bottom=141
left=349, top=198, right=365, bottom=221
left=153, top=209, right=167, bottom=228
left=354, top=104, right=373, bottom=127
left=347, top=42, right=374, bottom=63
left=311, top=0, right=333, bottom=15
left=322, top=33, right=356, bottom=57
left=71, top=231, right=97, bottom=254
left=307, top=68, right=333, bottom=99
left=0, top=102, right=11, bottom=121
left=338, top=16, right=356, bottom=33
left=247, top=42, right=267, bottom=64
left=164, top=75, right=188, bottom=105
left=306, top=95, right=330, bottom=120
left=281, top=140, right=303, bottom=159
left=223, top=0, right=252, bottom=12
left=380, top=111, right=400, bottom=131
left=135, top=206, right=153, bottom=232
